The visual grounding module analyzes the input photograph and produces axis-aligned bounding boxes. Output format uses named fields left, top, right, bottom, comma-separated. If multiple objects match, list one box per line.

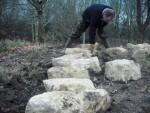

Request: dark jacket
left=82, top=4, right=113, bottom=44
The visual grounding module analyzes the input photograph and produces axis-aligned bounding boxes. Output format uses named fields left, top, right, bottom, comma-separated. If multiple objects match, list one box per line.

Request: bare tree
left=136, top=0, right=150, bottom=42
left=27, top=0, right=47, bottom=42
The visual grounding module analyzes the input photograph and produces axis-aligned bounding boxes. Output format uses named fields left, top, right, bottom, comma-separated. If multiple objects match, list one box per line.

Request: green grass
left=0, top=39, right=30, bottom=53
left=26, top=45, right=48, bottom=63
left=0, top=67, right=16, bottom=82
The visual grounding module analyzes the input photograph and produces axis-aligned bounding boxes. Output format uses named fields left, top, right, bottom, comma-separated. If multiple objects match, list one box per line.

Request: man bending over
left=65, top=4, right=115, bottom=50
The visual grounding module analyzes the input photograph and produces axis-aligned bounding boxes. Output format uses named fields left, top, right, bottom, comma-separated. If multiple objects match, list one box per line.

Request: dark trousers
left=65, top=20, right=109, bottom=48
left=70, top=21, right=89, bottom=40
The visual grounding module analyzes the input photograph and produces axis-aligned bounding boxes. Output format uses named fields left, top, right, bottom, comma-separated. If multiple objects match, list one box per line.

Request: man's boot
left=64, top=20, right=89, bottom=48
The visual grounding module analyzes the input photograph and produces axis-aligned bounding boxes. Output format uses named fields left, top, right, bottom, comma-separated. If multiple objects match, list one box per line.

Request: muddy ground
left=0, top=45, right=64, bottom=113
left=0, top=44, right=150, bottom=113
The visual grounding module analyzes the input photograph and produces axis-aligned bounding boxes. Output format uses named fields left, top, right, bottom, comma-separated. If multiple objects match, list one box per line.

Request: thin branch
left=144, top=0, right=150, bottom=27
left=136, top=0, right=142, bottom=26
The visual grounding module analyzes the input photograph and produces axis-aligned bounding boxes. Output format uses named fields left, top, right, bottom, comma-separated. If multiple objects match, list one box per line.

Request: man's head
left=102, top=8, right=115, bottom=23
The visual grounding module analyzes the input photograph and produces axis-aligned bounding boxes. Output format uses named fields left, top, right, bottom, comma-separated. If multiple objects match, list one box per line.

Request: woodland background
left=0, top=0, right=150, bottom=47
left=0, top=1, right=150, bottom=113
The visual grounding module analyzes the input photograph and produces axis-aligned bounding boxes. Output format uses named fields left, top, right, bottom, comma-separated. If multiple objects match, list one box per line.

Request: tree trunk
left=38, top=12, right=44, bottom=42
left=136, top=0, right=150, bottom=42
left=27, top=0, right=47, bottom=43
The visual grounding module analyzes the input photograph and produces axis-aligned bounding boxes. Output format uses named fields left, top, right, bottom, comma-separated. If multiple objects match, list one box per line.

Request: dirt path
left=0, top=44, right=150, bottom=113
left=91, top=70, right=150, bottom=113
left=0, top=44, right=64, bottom=113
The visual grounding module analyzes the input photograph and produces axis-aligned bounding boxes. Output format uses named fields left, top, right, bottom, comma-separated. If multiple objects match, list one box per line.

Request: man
left=65, top=4, right=115, bottom=50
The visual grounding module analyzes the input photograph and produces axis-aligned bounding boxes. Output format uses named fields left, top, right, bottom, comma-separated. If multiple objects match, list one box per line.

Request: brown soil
left=0, top=44, right=149, bottom=113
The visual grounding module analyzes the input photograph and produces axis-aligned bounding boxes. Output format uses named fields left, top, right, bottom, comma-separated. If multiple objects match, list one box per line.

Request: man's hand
left=97, top=29, right=109, bottom=48
left=90, top=44, right=95, bottom=50
left=90, top=43, right=99, bottom=56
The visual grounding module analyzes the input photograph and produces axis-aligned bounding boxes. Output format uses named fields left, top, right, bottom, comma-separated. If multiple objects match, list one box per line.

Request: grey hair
left=102, top=8, right=115, bottom=17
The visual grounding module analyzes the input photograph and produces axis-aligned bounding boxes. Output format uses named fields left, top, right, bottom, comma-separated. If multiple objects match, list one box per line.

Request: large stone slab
left=52, top=53, right=88, bottom=66
left=53, top=57, right=101, bottom=73
left=82, top=89, right=111, bottom=112
left=48, top=66, right=90, bottom=79
left=65, top=48, right=92, bottom=57
left=127, top=43, right=150, bottom=70
left=77, top=43, right=99, bottom=50
left=132, top=48, right=150, bottom=69
left=102, top=47, right=129, bottom=61
left=76, top=44, right=91, bottom=50
left=105, top=59, right=141, bottom=82
left=43, top=78, right=95, bottom=92
left=76, top=43, right=100, bottom=55
left=70, top=57, right=101, bottom=73
left=25, top=91, right=81, bottom=113
left=127, top=43, right=150, bottom=52
left=25, top=89, right=111, bottom=113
